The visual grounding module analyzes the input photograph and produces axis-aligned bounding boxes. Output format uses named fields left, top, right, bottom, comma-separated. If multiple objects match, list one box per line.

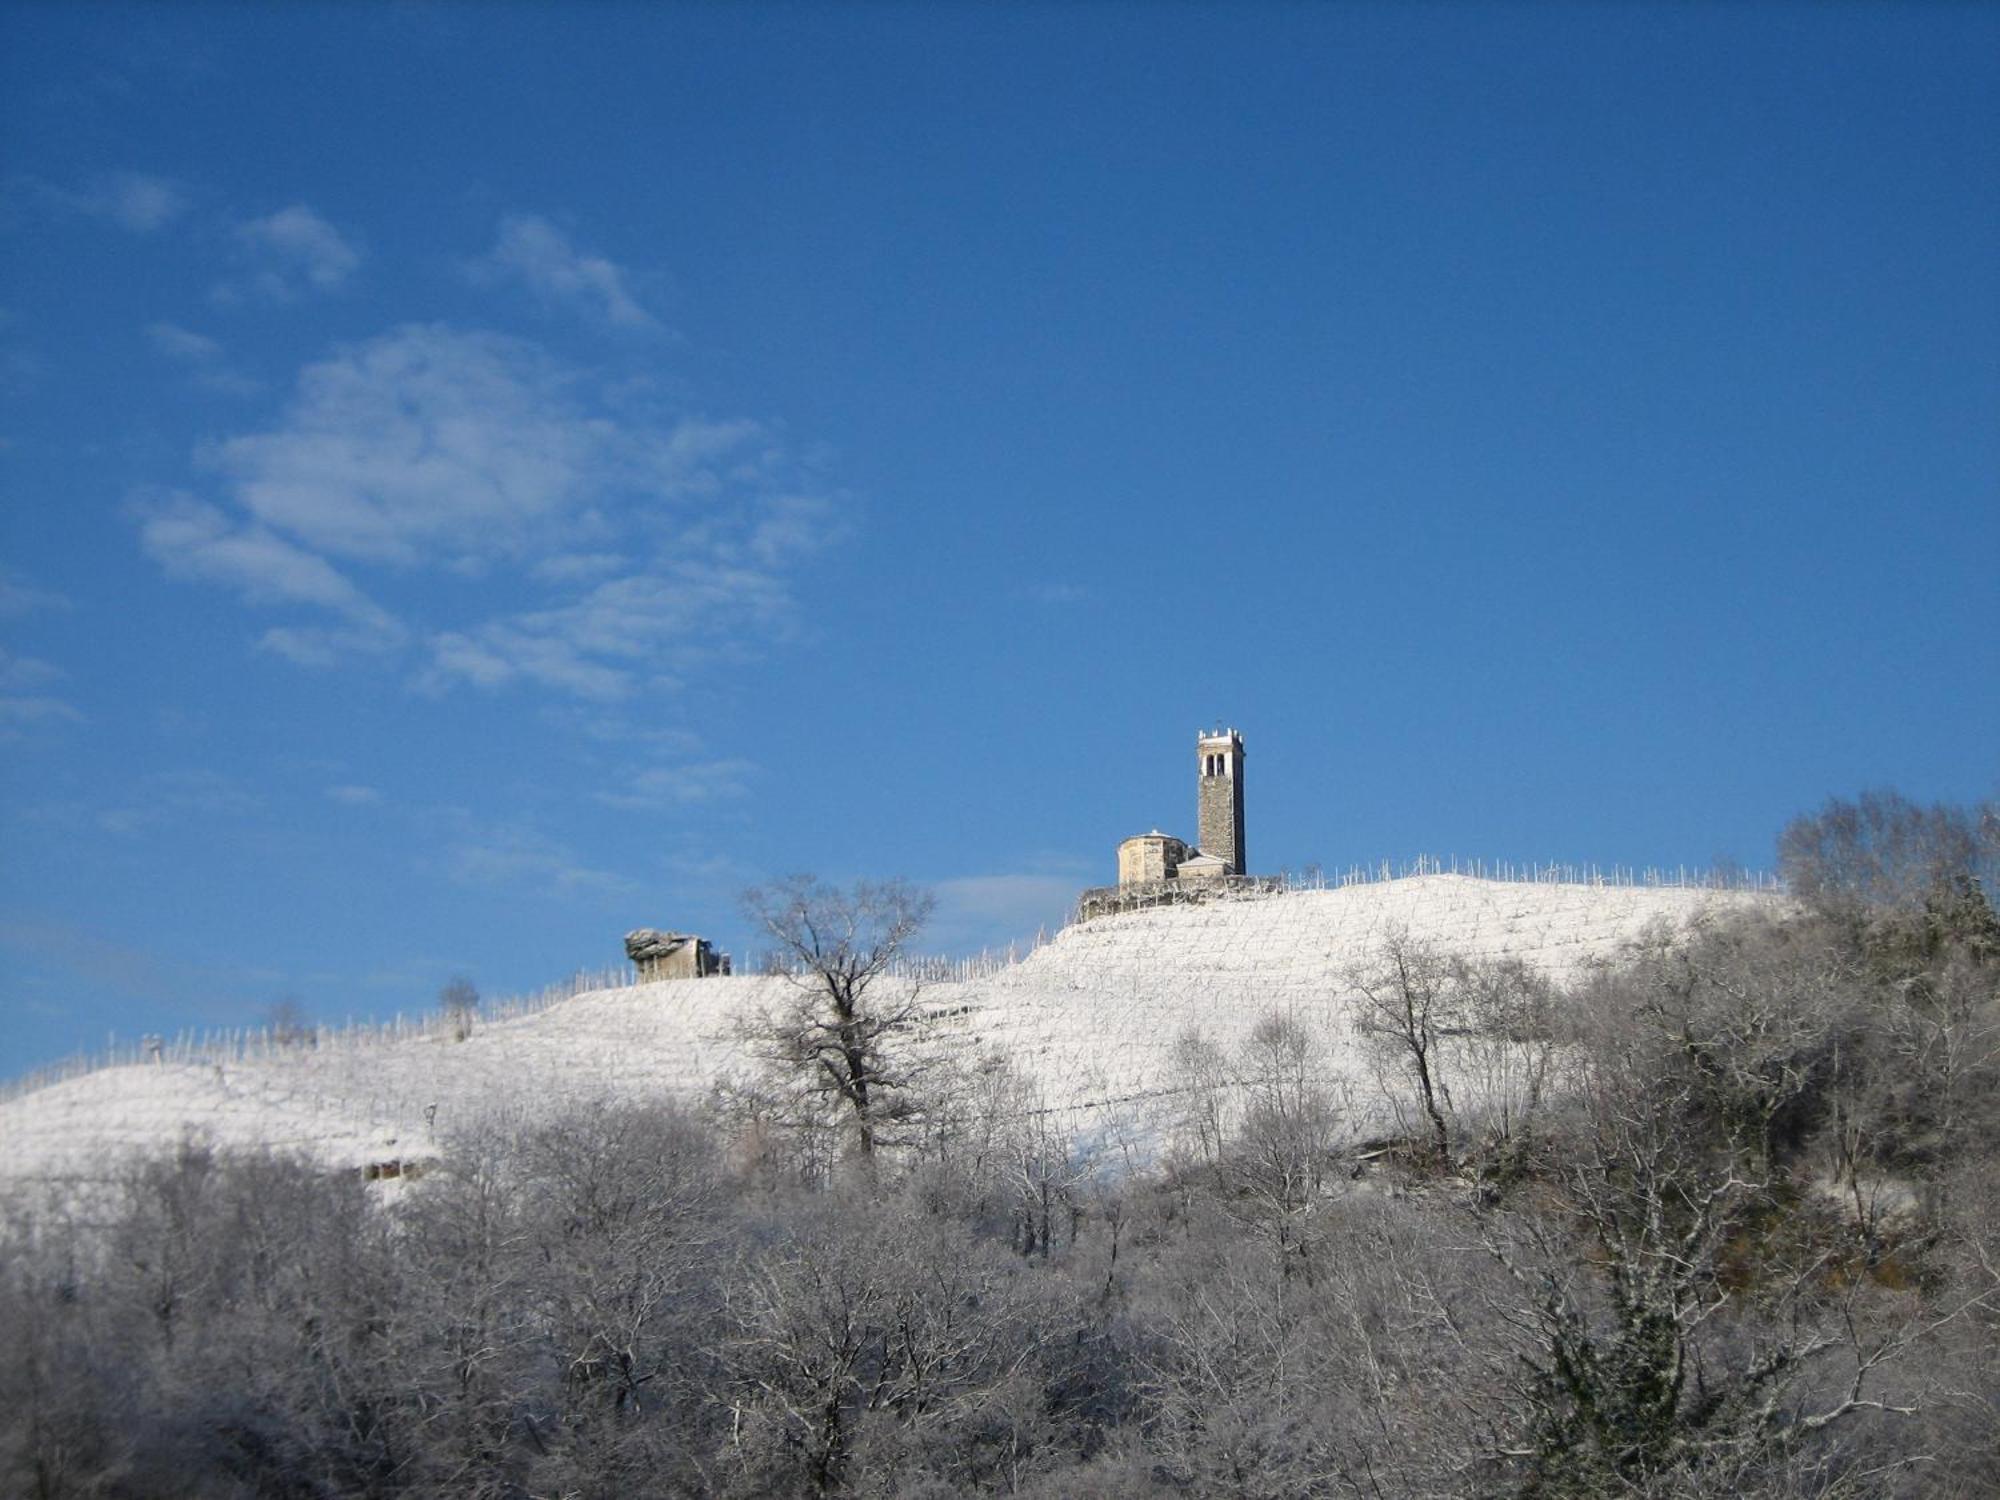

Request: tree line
left=2, top=792, right=1996, bottom=1499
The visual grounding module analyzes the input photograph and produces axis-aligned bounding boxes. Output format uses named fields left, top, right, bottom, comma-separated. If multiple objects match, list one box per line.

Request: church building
left=1116, top=728, right=1247, bottom=886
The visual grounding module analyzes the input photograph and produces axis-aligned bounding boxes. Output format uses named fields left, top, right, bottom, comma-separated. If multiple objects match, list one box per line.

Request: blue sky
left=2, top=3, right=1995, bottom=1076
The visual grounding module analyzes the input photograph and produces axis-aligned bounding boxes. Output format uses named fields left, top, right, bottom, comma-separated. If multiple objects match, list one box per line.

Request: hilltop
left=0, top=873, right=1773, bottom=1192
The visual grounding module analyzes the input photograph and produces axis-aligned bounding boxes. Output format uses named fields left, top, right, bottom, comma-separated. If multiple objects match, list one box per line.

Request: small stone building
left=1117, top=832, right=1188, bottom=884
left=625, top=928, right=728, bottom=981
left=1173, top=851, right=1233, bottom=881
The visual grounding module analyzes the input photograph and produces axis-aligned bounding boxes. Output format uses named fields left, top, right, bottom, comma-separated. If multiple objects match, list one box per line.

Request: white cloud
left=0, top=567, right=69, bottom=617
left=0, top=695, right=82, bottom=740
left=554, top=711, right=702, bottom=748
left=0, top=647, right=63, bottom=692
left=146, top=321, right=260, bottom=396
left=59, top=171, right=188, bottom=232
left=256, top=623, right=401, bottom=666
left=133, top=491, right=406, bottom=666
left=216, top=204, right=361, bottom=302
left=470, top=214, right=656, bottom=329
left=434, top=814, right=636, bottom=897
left=0, top=648, right=79, bottom=740
left=595, top=758, right=756, bottom=811
left=95, top=769, right=262, bottom=836
left=0, top=690, right=79, bottom=716
left=747, top=494, right=841, bottom=568
left=531, top=551, right=625, bottom=583
left=146, top=322, right=222, bottom=361
left=423, top=624, right=633, bottom=700
left=208, top=326, right=625, bottom=565
left=324, top=784, right=382, bottom=806
left=421, top=563, right=792, bottom=699
left=135, top=491, right=395, bottom=621
left=135, top=323, right=837, bottom=689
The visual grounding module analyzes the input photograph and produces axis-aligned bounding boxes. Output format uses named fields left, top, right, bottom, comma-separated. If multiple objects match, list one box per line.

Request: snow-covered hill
left=0, top=875, right=1775, bottom=1193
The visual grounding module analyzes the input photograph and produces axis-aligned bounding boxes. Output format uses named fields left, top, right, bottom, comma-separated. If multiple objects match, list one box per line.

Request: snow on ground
left=0, top=876, right=1775, bottom=1193
left=946, top=874, right=1776, bottom=1140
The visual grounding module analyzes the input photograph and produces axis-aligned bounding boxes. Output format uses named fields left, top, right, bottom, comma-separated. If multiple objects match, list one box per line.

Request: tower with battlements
left=1192, top=727, right=1246, bottom=876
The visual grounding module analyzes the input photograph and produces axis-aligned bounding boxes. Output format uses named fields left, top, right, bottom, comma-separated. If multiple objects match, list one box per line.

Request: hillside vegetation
left=2, top=793, right=1996, bottom=1499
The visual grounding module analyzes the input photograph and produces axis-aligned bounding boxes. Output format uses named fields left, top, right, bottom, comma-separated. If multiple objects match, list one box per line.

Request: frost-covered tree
left=1348, top=927, right=1462, bottom=1163
left=742, top=876, right=935, bottom=1170
left=437, top=974, right=479, bottom=1042
left=1779, top=789, right=1999, bottom=936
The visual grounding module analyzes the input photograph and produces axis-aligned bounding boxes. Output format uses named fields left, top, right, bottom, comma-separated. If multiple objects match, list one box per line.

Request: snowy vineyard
left=1276, top=853, right=1780, bottom=891
left=0, top=964, right=642, bottom=1107
left=0, top=870, right=1781, bottom=1193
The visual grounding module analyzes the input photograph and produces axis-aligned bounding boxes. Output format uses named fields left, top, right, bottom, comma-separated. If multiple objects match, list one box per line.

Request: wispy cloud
left=547, top=708, right=704, bottom=753
left=215, top=204, right=362, bottom=303
left=531, top=551, right=625, bottom=584
left=0, top=648, right=63, bottom=693
left=145, top=321, right=260, bottom=396
left=0, top=647, right=81, bottom=741
left=147, top=322, right=221, bottom=361
left=421, top=563, right=793, bottom=700
left=255, top=623, right=406, bottom=667
left=430, top=811, right=637, bottom=898
left=422, top=622, right=633, bottom=699
left=207, top=326, right=626, bottom=566
left=0, top=696, right=84, bottom=741
left=324, top=783, right=382, bottom=806
left=136, top=322, right=838, bottom=694
left=50, top=170, right=189, bottom=232
left=132, top=490, right=406, bottom=660
left=595, top=757, right=757, bottom=811
left=94, top=769, right=263, bottom=837
left=470, top=213, right=656, bottom=329
left=0, top=566, right=70, bottom=617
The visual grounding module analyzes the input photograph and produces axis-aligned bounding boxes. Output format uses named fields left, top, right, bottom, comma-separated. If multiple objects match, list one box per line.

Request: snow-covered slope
left=945, top=873, right=1772, bottom=1122
left=0, top=876, right=1773, bottom=1190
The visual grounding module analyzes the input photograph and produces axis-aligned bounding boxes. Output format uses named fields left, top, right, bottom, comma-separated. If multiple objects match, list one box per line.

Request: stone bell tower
left=1196, top=728, right=1246, bottom=875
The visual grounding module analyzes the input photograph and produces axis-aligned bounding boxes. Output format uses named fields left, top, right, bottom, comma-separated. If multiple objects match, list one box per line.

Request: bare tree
left=1780, top=795, right=2000, bottom=1237
left=510, top=1104, right=725, bottom=1495
left=1472, top=906, right=1999, bottom=1497
left=438, top=974, right=479, bottom=1042
left=1348, top=927, right=1461, bottom=1163
left=742, top=875, right=935, bottom=1170
left=1454, top=956, right=1561, bottom=1158
left=1780, top=789, right=2000, bottom=933
left=261, top=995, right=315, bottom=1048
left=720, top=1188, right=1071, bottom=1497
left=1232, top=1012, right=1344, bottom=1277
left=1166, top=1028, right=1233, bottom=1182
